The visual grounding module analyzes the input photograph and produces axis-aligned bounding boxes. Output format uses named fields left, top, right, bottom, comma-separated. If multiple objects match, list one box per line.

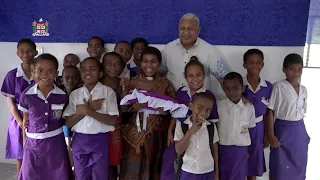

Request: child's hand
left=263, top=135, right=270, bottom=148
left=87, top=95, right=104, bottom=111
left=268, top=134, right=281, bottom=148
left=22, top=120, right=28, bottom=129
left=156, top=107, right=168, bottom=115
left=241, top=96, right=252, bottom=105
left=75, top=99, right=90, bottom=115
left=167, top=133, right=174, bottom=146
left=120, top=78, right=130, bottom=93
left=189, top=115, right=204, bottom=134
left=131, top=103, right=147, bottom=112
left=214, top=172, right=219, bottom=180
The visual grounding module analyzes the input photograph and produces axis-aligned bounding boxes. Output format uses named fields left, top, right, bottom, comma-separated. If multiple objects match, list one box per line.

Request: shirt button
left=45, top=101, right=48, bottom=104
left=45, top=124, right=48, bottom=127
left=186, top=51, right=188, bottom=53
left=45, top=112, right=48, bottom=115
left=197, top=146, right=200, bottom=148
left=185, top=62, right=186, bottom=64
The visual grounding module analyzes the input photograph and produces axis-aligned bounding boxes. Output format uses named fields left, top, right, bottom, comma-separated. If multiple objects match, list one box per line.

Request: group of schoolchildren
left=1, top=36, right=309, bottom=180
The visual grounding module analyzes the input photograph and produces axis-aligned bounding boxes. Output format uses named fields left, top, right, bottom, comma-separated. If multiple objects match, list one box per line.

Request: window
left=304, top=0, right=320, bottom=68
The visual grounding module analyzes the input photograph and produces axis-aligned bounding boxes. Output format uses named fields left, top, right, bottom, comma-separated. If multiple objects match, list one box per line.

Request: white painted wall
left=0, top=42, right=306, bottom=179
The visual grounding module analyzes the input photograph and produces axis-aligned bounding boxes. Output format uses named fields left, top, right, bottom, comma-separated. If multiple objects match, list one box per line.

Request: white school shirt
left=217, top=99, right=256, bottom=146
left=174, top=117, right=219, bottom=174
left=267, top=79, right=307, bottom=121
left=63, top=82, right=119, bottom=134
left=161, top=38, right=228, bottom=90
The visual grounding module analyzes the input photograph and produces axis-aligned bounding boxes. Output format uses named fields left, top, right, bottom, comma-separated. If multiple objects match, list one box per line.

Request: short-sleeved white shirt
left=63, top=82, right=119, bottom=134
left=217, top=99, right=256, bottom=146
left=161, top=38, right=228, bottom=90
left=174, top=117, right=219, bottom=174
left=267, top=79, right=307, bottom=121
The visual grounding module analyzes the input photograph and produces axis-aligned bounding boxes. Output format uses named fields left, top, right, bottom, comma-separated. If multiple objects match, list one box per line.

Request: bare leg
left=16, top=159, right=22, bottom=175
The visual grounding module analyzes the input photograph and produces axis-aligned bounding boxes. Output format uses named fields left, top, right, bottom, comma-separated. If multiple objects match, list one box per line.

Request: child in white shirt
left=217, top=72, right=256, bottom=180
left=266, top=54, right=310, bottom=180
left=63, top=57, right=119, bottom=180
left=175, top=92, right=219, bottom=180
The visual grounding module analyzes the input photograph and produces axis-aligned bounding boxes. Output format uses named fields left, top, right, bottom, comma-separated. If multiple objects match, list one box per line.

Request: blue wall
left=0, top=0, right=310, bottom=46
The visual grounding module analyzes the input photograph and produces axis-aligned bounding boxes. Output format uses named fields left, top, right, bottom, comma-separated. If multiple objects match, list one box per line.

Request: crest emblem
left=32, top=18, right=50, bottom=36
left=240, top=124, right=249, bottom=135
left=53, top=110, right=62, bottom=120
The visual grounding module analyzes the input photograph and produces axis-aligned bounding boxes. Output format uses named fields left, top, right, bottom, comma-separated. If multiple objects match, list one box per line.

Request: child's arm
left=167, top=118, right=176, bottom=146
left=86, top=89, right=118, bottom=126
left=65, top=114, right=86, bottom=128
left=63, top=92, right=85, bottom=128
left=175, top=121, right=202, bottom=155
left=7, top=97, right=23, bottom=128
left=266, top=109, right=280, bottom=148
left=213, top=143, right=219, bottom=179
left=86, top=109, right=117, bottom=126
left=22, top=112, right=28, bottom=146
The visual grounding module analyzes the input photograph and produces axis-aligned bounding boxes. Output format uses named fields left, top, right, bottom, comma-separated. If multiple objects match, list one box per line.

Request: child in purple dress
left=18, top=53, right=72, bottom=180
left=242, top=49, right=272, bottom=180
left=1, top=38, right=37, bottom=175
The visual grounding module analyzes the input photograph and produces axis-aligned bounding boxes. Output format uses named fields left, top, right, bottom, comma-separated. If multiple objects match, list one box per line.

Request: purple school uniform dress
left=1, top=65, right=34, bottom=159
left=242, top=79, right=272, bottom=176
left=18, top=84, right=72, bottom=180
left=175, top=86, right=219, bottom=122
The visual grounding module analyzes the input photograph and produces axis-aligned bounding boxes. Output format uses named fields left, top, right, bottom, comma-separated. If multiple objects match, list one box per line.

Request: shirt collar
left=226, top=98, right=244, bottom=108
left=176, top=38, right=200, bottom=49
left=16, top=64, right=33, bottom=82
left=25, top=83, right=65, bottom=100
left=126, top=58, right=137, bottom=68
left=181, top=86, right=207, bottom=98
left=243, top=76, right=267, bottom=92
left=80, top=82, right=104, bottom=95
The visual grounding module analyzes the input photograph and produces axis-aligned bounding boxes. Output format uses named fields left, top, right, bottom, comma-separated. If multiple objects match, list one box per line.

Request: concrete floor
left=0, top=163, right=16, bottom=180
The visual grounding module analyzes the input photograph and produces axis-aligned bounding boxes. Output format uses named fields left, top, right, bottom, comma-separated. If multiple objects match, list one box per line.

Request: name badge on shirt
left=51, top=104, right=64, bottom=110
left=261, top=97, right=269, bottom=106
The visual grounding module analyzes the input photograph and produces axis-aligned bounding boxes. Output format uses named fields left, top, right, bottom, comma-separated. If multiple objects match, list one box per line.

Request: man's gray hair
left=180, top=13, right=200, bottom=28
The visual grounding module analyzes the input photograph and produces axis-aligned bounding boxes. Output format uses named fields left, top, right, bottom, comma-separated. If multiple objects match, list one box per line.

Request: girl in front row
left=63, top=57, right=119, bottom=180
left=167, top=56, right=219, bottom=145
left=266, top=54, right=310, bottom=180
left=18, top=53, right=72, bottom=180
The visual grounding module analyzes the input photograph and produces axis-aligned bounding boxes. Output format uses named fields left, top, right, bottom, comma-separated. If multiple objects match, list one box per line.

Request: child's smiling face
left=140, top=53, right=159, bottom=77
